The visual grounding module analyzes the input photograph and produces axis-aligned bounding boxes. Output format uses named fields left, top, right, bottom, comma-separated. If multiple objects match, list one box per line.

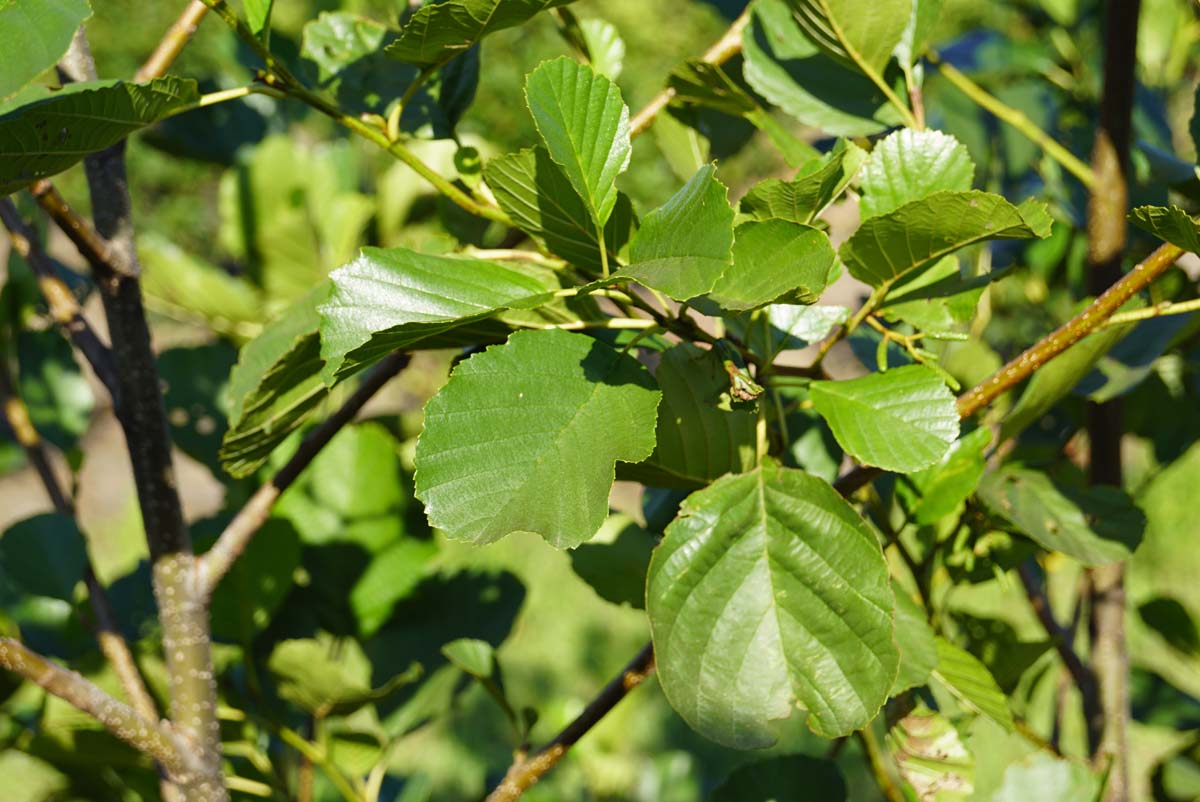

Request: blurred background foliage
left=2, top=0, right=1200, bottom=800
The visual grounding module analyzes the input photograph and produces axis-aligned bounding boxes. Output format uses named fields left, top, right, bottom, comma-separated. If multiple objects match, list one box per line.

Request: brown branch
left=0, top=199, right=120, bottom=400
left=628, top=9, right=751, bottom=137
left=29, top=181, right=123, bottom=280
left=485, top=643, right=655, bottom=802
left=58, top=32, right=227, bottom=801
left=0, top=638, right=189, bottom=775
left=1017, top=561, right=1102, bottom=751
left=198, top=351, right=411, bottom=596
left=0, top=368, right=160, bottom=726
left=135, top=1, right=210, bottom=82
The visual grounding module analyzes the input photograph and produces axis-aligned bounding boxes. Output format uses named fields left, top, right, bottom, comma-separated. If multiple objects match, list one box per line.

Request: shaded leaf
left=893, top=0, right=944, bottom=71
left=0, top=0, right=91, bottom=100
left=992, top=754, right=1098, bottom=802
left=648, top=460, right=898, bottom=746
left=839, top=190, right=1051, bottom=289
left=568, top=515, right=653, bottom=608
left=208, top=518, right=300, bottom=641
left=976, top=466, right=1144, bottom=566
left=319, top=247, right=556, bottom=381
left=708, top=220, right=837, bottom=311
left=269, top=635, right=422, bottom=716
left=16, top=329, right=93, bottom=454
left=1128, top=204, right=1200, bottom=253
left=898, top=426, right=991, bottom=525
left=0, top=514, right=85, bottom=602
left=709, top=755, right=847, bottom=801
left=0, top=77, right=199, bottom=195
left=726, top=304, right=849, bottom=362
left=740, top=139, right=867, bottom=224
left=351, top=538, right=436, bottom=638
left=387, top=0, right=576, bottom=68
left=309, top=423, right=406, bottom=519
left=140, top=234, right=264, bottom=336
left=414, top=330, right=660, bottom=548
left=525, top=57, right=630, bottom=229
left=483, top=146, right=635, bottom=272
left=931, top=637, right=1014, bottom=731
left=810, top=365, right=959, bottom=473
left=622, top=164, right=735, bottom=300
left=742, top=0, right=904, bottom=136
left=859, top=128, right=974, bottom=218
left=893, top=587, right=938, bottom=693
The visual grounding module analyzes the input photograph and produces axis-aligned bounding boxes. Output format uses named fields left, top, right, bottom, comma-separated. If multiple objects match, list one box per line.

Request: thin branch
left=0, top=199, right=120, bottom=400
left=199, top=352, right=411, bottom=596
left=1016, top=561, right=1102, bottom=751
left=629, top=9, right=751, bottom=137
left=928, top=52, right=1096, bottom=188
left=135, top=1, right=210, bottom=82
left=485, top=643, right=656, bottom=802
left=0, top=638, right=187, bottom=775
left=1101, top=297, right=1200, bottom=327
left=0, top=368, right=160, bottom=725
left=28, top=181, right=123, bottom=278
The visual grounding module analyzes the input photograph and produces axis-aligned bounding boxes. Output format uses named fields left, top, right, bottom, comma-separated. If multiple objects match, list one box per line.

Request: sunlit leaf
left=740, top=139, right=867, bottom=224
left=931, top=637, right=1014, bottom=731
left=648, top=460, right=898, bottom=746
left=858, top=128, right=974, bottom=218
left=707, top=220, right=837, bottom=311
left=387, top=0, right=577, bottom=68
left=1128, top=204, right=1200, bottom=253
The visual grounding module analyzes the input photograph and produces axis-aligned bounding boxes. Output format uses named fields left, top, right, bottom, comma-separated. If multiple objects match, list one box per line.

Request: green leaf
left=387, top=0, right=576, bottom=68
left=17, top=328, right=94, bottom=453
left=568, top=515, right=653, bottom=608
left=1128, top=205, right=1200, bottom=253
left=709, top=755, right=847, bottom=801
left=930, top=637, right=1014, bottom=731
left=740, top=139, right=867, bottom=224
left=648, top=460, right=898, bottom=746
left=159, top=343, right=236, bottom=475
left=0, top=514, right=86, bottom=602
left=319, top=247, right=556, bottom=381
left=622, top=164, right=735, bottom=300
left=441, top=638, right=497, bottom=679
left=726, top=304, right=849, bottom=363
left=669, top=60, right=758, bottom=117
left=579, top=18, right=624, bottom=80
left=628, top=342, right=757, bottom=487
left=887, top=704, right=974, bottom=801
left=221, top=285, right=327, bottom=478
left=840, top=190, right=1051, bottom=289
left=976, top=466, right=1144, bottom=566
left=786, top=0, right=910, bottom=75
left=483, top=146, right=636, bottom=272
left=524, top=57, right=630, bottom=229
left=859, top=129, right=974, bottom=219
left=707, top=220, right=837, bottom=310
left=414, top=330, right=660, bottom=549
left=0, top=752, right=69, bottom=802
left=893, top=0, right=944, bottom=71
left=743, top=0, right=904, bottom=137
left=245, top=0, right=274, bottom=36
left=992, top=754, right=1098, bottom=802
left=0, top=0, right=91, bottom=100
left=309, top=423, right=406, bottom=518
left=892, top=587, right=938, bottom=693
left=208, top=518, right=300, bottom=641
left=268, top=635, right=422, bottom=716
left=810, top=365, right=959, bottom=473
left=898, top=426, right=991, bottom=525
left=139, top=233, right=264, bottom=336
left=0, top=76, right=199, bottom=195
left=351, top=538, right=436, bottom=638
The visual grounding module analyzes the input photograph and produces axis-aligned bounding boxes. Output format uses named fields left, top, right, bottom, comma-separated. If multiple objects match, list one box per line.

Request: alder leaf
left=858, top=128, right=975, bottom=218
left=319, top=246, right=556, bottom=380
left=524, top=57, right=630, bottom=230
left=976, top=466, right=1145, bottom=566
left=483, top=146, right=636, bottom=272
left=648, top=460, right=898, bottom=747
left=707, top=220, right=837, bottom=311
left=386, top=0, right=576, bottom=68
left=740, top=139, right=867, bottom=224
left=1128, top=204, right=1200, bottom=253
left=931, top=637, right=1015, bottom=731
left=414, top=330, right=660, bottom=548
left=621, top=164, right=735, bottom=300
left=0, top=0, right=91, bottom=100
left=785, top=0, right=911, bottom=76
left=0, top=76, right=199, bottom=195
left=840, top=190, right=1051, bottom=290
left=810, top=365, right=959, bottom=473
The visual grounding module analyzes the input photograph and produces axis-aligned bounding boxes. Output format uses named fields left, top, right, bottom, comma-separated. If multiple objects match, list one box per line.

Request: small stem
left=929, top=53, right=1096, bottom=188
left=528, top=318, right=656, bottom=332
left=387, top=65, right=437, bottom=141
left=820, top=5, right=916, bottom=129
left=277, top=727, right=365, bottom=802
left=136, top=1, right=209, bottom=82
left=857, top=727, right=905, bottom=802
left=1100, top=297, right=1200, bottom=327
left=598, top=223, right=611, bottom=279
left=468, top=249, right=565, bottom=268
left=813, top=286, right=886, bottom=366
left=629, top=9, right=751, bottom=136
left=199, top=353, right=410, bottom=596
left=194, top=85, right=279, bottom=108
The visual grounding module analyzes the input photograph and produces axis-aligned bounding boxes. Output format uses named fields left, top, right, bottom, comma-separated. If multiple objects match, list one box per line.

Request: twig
left=485, top=643, right=656, bottom=802
left=1100, top=297, right=1200, bottom=327
left=135, top=1, right=210, bottom=82
left=0, top=368, right=160, bottom=726
left=1016, top=561, right=1102, bottom=751
left=276, top=725, right=365, bottom=802
left=629, top=9, right=751, bottom=137
left=857, top=727, right=905, bottom=802
left=0, top=638, right=188, bottom=776
left=199, top=352, right=411, bottom=596
left=60, top=31, right=227, bottom=801
left=0, top=199, right=121, bottom=401
left=928, top=52, right=1096, bottom=188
